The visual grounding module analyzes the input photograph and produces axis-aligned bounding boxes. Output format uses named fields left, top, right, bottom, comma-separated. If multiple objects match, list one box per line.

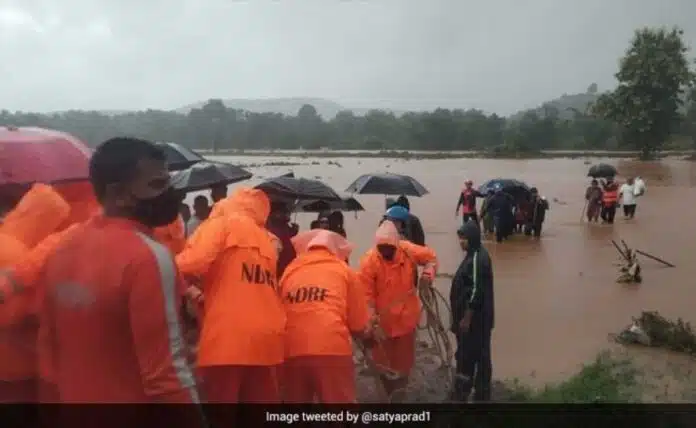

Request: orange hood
left=209, top=187, right=270, bottom=227
left=0, top=183, right=71, bottom=248
left=292, top=229, right=354, bottom=261
left=375, top=220, right=400, bottom=247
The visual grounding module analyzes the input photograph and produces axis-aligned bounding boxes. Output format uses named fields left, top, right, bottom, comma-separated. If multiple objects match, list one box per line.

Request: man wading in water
left=450, top=222, right=494, bottom=402
left=584, top=179, right=603, bottom=222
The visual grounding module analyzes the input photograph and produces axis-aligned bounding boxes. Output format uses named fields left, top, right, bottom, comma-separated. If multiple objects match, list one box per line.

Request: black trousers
left=462, top=213, right=479, bottom=225
left=524, top=222, right=543, bottom=238
left=623, top=204, right=636, bottom=218
left=454, top=325, right=493, bottom=402
left=601, top=204, right=617, bottom=224
left=493, top=215, right=512, bottom=243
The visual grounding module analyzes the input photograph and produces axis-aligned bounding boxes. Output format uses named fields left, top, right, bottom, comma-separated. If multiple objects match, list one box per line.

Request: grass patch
left=503, top=351, right=642, bottom=402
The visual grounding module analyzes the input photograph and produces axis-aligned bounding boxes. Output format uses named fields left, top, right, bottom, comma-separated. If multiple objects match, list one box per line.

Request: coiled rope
left=354, top=278, right=454, bottom=402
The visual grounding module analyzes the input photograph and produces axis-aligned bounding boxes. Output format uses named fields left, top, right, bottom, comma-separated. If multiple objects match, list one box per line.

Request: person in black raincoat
left=481, top=189, right=514, bottom=242
left=449, top=221, right=494, bottom=402
left=524, top=187, right=550, bottom=238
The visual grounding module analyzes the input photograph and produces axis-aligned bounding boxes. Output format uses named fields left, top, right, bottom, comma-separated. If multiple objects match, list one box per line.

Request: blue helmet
left=385, top=205, right=410, bottom=222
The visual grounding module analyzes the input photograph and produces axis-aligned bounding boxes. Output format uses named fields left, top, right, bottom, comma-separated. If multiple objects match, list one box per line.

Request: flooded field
left=202, top=155, right=696, bottom=389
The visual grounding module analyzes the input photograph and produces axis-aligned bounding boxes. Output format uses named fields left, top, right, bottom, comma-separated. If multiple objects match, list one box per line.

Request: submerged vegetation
left=615, top=311, right=696, bottom=356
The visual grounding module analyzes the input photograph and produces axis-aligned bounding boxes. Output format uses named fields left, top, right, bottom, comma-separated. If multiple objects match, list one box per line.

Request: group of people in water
left=584, top=176, right=646, bottom=224
left=0, top=137, right=496, bottom=419
left=455, top=180, right=550, bottom=242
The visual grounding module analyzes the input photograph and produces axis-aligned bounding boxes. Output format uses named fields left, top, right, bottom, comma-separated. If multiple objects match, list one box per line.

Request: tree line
left=1, top=27, right=695, bottom=157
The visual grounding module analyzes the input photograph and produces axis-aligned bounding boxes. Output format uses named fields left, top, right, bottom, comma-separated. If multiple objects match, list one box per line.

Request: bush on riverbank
left=504, top=351, right=641, bottom=402
left=615, top=311, right=696, bottom=356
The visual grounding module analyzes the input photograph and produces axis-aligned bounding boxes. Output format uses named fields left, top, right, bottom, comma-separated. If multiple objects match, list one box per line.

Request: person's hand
left=289, top=222, right=299, bottom=235
left=418, top=274, right=433, bottom=289
left=369, top=315, right=386, bottom=342
left=186, top=285, right=204, bottom=305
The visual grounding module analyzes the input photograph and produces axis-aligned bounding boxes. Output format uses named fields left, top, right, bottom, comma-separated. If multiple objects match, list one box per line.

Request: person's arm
left=585, top=188, right=591, bottom=201
left=401, top=241, right=438, bottom=280
left=345, top=270, right=370, bottom=336
left=127, top=249, right=206, bottom=408
left=410, top=216, right=425, bottom=246
left=455, top=192, right=465, bottom=214
left=357, top=254, right=378, bottom=312
left=175, top=217, right=227, bottom=279
left=461, top=251, right=483, bottom=331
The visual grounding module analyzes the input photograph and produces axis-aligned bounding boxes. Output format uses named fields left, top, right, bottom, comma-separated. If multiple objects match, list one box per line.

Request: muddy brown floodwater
left=200, top=155, right=696, bottom=390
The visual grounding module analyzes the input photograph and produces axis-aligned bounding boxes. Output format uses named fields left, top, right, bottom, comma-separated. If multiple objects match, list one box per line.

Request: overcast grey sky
left=1, top=0, right=695, bottom=115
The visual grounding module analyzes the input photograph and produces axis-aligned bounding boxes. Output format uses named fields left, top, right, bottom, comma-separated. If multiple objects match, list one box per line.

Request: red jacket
left=37, top=216, right=204, bottom=406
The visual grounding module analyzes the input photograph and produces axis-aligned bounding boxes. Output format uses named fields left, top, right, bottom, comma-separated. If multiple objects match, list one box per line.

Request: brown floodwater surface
left=200, top=155, right=696, bottom=386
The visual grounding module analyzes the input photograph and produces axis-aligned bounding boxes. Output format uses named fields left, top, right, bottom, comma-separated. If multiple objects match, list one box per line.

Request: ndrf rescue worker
left=35, top=138, right=205, bottom=423
left=0, top=184, right=72, bottom=402
left=358, top=220, right=437, bottom=401
left=176, top=187, right=286, bottom=404
left=280, top=229, right=373, bottom=403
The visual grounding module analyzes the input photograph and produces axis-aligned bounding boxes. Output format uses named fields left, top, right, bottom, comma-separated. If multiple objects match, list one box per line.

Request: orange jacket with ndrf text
left=0, top=184, right=71, bottom=384
left=176, top=187, right=286, bottom=367
left=280, top=229, right=369, bottom=359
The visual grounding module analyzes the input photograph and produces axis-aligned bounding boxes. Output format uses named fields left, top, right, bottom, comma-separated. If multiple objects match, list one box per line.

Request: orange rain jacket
left=53, top=181, right=100, bottom=226
left=357, top=220, right=438, bottom=338
left=0, top=184, right=71, bottom=382
left=176, top=187, right=286, bottom=367
left=37, top=216, right=202, bottom=403
left=280, top=230, right=368, bottom=358
left=153, top=215, right=187, bottom=255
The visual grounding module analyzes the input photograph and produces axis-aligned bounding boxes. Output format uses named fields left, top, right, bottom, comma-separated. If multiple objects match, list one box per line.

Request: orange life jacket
left=602, top=186, right=618, bottom=206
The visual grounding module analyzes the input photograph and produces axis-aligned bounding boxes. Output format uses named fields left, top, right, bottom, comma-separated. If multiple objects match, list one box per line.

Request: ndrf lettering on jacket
left=241, top=262, right=275, bottom=287
left=284, top=286, right=329, bottom=304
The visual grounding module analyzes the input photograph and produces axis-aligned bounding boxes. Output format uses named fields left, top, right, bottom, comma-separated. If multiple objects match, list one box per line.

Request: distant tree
left=586, top=83, right=598, bottom=94
left=684, top=86, right=696, bottom=148
left=593, top=27, right=696, bottom=159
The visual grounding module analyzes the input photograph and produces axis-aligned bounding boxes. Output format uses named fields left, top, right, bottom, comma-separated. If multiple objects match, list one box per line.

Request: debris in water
left=613, top=311, right=696, bottom=355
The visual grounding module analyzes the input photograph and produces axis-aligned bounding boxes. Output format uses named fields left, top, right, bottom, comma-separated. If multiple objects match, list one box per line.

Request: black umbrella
left=587, top=163, right=617, bottom=178
left=156, top=142, right=205, bottom=171
left=296, top=195, right=365, bottom=213
left=478, top=178, right=531, bottom=199
left=255, top=176, right=342, bottom=201
left=345, top=173, right=429, bottom=197
left=170, top=161, right=252, bottom=192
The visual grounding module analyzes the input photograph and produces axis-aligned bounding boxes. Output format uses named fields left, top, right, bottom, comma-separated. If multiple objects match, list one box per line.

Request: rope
left=354, top=279, right=455, bottom=401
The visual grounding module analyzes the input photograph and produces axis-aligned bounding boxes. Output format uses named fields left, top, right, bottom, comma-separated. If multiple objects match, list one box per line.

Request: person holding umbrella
left=600, top=178, right=620, bottom=224
left=267, top=201, right=299, bottom=278
left=210, top=183, right=228, bottom=204
left=388, top=195, right=425, bottom=246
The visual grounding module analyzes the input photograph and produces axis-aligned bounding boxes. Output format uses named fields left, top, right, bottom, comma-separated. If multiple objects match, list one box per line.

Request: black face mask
left=132, top=187, right=183, bottom=228
left=377, top=244, right=396, bottom=261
